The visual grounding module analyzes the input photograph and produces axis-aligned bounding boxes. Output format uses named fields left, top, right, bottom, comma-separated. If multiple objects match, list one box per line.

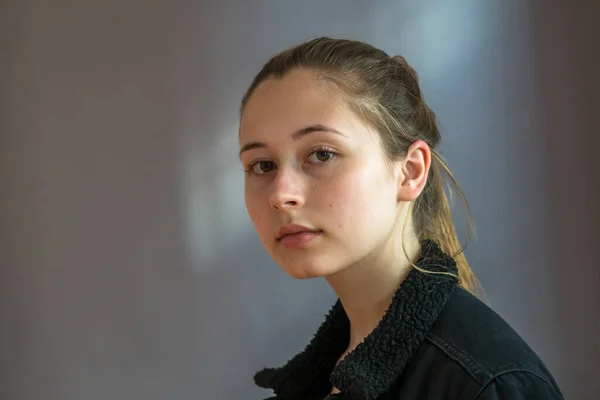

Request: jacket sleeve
left=476, top=371, right=564, bottom=399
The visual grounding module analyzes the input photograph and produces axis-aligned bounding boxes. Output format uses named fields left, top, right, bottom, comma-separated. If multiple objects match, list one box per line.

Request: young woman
left=238, top=37, right=563, bottom=400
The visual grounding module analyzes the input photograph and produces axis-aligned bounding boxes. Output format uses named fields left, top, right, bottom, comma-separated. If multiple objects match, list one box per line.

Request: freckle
left=329, top=204, right=332, bottom=207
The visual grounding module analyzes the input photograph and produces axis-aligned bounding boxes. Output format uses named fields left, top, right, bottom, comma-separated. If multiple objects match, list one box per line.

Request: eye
left=246, top=160, right=276, bottom=175
left=308, top=148, right=337, bottom=164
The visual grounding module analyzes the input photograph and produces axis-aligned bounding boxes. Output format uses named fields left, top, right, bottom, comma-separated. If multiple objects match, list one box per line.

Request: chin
left=285, top=267, right=327, bottom=280
left=276, top=255, right=339, bottom=280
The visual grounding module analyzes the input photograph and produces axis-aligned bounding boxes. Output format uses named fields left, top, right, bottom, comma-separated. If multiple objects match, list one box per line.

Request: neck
left=325, top=230, right=421, bottom=351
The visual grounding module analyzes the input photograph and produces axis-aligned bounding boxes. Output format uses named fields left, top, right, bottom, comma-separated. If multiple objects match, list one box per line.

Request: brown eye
left=308, top=149, right=336, bottom=164
left=316, top=151, right=332, bottom=162
left=252, top=161, right=276, bottom=174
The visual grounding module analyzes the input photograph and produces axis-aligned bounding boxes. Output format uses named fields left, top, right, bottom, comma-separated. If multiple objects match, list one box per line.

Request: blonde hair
left=241, top=37, right=480, bottom=293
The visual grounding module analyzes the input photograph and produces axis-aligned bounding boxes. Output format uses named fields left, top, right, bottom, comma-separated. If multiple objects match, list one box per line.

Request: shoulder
left=422, top=287, right=563, bottom=398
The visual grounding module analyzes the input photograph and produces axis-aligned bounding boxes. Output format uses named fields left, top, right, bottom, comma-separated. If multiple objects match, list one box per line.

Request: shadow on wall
left=0, top=1, right=202, bottom=399
left=530, top=1, right=600, bottom=398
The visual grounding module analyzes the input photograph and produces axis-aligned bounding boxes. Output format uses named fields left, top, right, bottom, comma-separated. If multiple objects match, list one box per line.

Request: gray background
left=1, top=0, right=598, bottom=399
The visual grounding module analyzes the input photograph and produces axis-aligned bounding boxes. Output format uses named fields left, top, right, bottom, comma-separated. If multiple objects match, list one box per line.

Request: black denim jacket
left=254, top=241, right=564, bottom=400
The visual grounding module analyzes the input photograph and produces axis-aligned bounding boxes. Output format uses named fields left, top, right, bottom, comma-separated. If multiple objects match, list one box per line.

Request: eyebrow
left=238, top=124, right=348, bottom=159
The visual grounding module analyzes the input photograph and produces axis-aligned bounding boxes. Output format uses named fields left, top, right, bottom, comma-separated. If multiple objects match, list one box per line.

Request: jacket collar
left=254, top=240, right=459, bottom=400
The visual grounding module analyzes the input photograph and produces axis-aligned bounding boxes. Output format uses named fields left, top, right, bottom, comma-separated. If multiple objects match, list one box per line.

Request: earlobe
left=397, top=140, right=431, bottom=201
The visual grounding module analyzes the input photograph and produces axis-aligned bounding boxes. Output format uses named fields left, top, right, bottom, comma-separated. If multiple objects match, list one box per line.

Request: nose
left=268, top=168, right=305, bottom=211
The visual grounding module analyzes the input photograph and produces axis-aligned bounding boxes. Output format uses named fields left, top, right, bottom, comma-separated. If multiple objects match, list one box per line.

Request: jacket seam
left=425, top=333, right=489, bottom=385
left=427, top=332, right=561, bottom=397
left=474, top=369, right=562, bottom=399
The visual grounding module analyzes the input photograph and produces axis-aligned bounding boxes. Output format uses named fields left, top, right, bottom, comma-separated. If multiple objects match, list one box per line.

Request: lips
left=277, top=224, right=320, bottom=239
left=276, top=224, right=322, bottom=248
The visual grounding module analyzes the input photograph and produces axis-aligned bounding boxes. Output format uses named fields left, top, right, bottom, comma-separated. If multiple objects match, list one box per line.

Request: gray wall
left=1, top=0, right=598, bottom=399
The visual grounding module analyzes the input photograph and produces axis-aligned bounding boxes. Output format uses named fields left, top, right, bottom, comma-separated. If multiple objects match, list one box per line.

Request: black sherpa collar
left=254, top=240, right=459, bottom=400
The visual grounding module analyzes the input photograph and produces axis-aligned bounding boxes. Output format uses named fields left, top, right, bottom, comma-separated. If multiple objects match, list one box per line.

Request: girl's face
left=239, top=68, right=408, bottom=279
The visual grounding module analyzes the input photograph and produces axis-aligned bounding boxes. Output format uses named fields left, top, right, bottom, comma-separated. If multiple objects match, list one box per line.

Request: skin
left=239, top=68, right=431, bottom=390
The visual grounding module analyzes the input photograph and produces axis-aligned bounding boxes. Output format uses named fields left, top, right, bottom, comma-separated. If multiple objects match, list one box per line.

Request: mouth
left=276, top=224, right=323, bottom=248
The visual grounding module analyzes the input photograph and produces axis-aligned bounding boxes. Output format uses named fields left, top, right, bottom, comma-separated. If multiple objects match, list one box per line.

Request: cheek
left=325, top=164, right=396, bottom=233
left=244, top=189, right=263, bottom=225
left=245, top=189, right=267, bottom=230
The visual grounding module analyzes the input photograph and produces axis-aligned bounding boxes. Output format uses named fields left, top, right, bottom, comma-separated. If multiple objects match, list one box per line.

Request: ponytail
left=423, top=151, right=480, bottom=293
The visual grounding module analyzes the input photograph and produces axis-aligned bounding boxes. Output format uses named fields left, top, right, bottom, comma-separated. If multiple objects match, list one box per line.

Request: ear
left=396, top=140, right=431, bottom=202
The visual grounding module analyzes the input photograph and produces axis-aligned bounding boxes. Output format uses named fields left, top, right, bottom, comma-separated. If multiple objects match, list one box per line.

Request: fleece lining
left=254, top=240, right=459, bottom=400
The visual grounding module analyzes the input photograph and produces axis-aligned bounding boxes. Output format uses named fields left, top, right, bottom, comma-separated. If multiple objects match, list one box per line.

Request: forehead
left=240, top=69, right=350, bottom=139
